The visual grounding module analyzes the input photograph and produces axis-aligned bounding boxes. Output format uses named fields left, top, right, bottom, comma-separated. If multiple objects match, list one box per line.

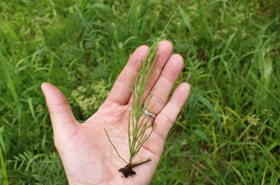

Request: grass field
left=0, top=0, right=279, bottom=184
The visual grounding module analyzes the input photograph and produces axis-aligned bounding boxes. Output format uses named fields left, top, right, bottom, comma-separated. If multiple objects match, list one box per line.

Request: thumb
left=41, top=83, right=78, bottom=148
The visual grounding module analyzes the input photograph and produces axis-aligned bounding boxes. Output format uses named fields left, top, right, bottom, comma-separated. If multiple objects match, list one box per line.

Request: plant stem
left=130, top=157, right=151, bottom=168
left=104, top=128, right=128, bottom=164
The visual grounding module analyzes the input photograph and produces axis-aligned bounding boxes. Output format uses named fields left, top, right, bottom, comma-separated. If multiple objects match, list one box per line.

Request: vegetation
left=0, top=0, right=279, bottom=184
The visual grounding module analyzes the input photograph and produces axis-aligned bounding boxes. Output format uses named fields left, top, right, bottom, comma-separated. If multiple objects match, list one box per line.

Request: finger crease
left=158, top=111, right=174, bottom=124
left=151, top=94, right=166, bottom=107
left=115, top=79, right=131, bottom=89
left=141, top=143, right=160, bottom=157
left=161, top=75, right=176, bottom=85
left=49, top=103, right=70, bottom=114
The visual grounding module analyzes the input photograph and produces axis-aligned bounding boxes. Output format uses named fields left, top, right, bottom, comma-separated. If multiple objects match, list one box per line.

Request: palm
left=42, top=41, right=190, bottom=185
left=60, top=104, right=161, bottom=184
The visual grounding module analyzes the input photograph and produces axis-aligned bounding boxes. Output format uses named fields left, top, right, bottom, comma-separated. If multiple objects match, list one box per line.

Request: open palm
left=42, top=41, right=190, bottom=185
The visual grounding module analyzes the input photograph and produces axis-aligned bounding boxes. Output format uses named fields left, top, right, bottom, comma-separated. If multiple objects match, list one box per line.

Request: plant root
left=119, top=158, right=151, bottom=178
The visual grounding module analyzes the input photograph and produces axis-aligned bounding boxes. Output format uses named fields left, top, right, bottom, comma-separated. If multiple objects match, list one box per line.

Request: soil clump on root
left=119, top=158, right=151, bottom=178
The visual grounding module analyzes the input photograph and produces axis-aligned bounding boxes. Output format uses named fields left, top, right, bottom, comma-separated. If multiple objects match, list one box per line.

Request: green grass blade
left=139, top=0, right=155, bottom=18
left=196, top=95, right=222, bottom=138
left=88, top=3, right=114, bottom=15
left=0, top=49, right=19, bottom=106
left=0, top=146, right=9, bottom=185
left=193, top=129, right=211, bottom=144
left=178, top=6, right=193, bottom=36
left=128, top=111, right=131, bottom=148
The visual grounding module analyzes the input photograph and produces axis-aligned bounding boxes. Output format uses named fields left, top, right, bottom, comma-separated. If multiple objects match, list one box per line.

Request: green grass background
left=0, top=0, right=279, bottom=184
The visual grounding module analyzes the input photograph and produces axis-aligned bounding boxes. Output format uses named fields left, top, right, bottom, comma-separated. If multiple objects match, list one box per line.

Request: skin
left=41, top=40, right=191, bottom=185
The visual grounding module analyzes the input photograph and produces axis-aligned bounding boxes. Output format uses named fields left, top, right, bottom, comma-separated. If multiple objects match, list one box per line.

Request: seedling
left=104, top=38, right=159, bottom=177
left=104, top=13, right=176, bottom=178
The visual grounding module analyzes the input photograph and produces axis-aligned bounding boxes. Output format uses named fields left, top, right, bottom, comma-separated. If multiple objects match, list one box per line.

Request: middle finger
left=143, top=53, right=184, bottom=115
left=127, top=40, right=173, bottom=106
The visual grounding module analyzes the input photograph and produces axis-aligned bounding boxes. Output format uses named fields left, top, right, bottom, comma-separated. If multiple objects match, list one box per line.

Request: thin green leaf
left=193, top=129, right=211, bottom=144
left=196, top=95, right=222, bottom=132
left=0, top=146, right=9, bottom=185
left=178, top=6, right=193, bottom=36
left=104, top=128, right=128, bottom=164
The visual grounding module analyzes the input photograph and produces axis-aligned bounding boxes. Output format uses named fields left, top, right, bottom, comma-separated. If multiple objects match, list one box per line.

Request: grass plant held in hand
left=104, top=13, right=177, bottom=178
left=104, top=39, right=160, bottom=178
left=104, top=11, right=177, bottom=178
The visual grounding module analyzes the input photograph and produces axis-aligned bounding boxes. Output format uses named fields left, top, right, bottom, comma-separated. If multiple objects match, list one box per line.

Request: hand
left=41, top=40, right=190, bottom=185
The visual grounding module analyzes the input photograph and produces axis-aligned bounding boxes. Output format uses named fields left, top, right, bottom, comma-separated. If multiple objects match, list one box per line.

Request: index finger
left=105, top=45, right=150, bottom=105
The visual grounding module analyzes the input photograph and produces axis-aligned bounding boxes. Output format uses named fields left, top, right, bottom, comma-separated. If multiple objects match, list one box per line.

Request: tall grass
left=0, top=0, right=279, bottom=184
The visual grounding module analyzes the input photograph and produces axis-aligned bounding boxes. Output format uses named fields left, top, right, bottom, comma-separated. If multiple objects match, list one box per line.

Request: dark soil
left=119, top=164, right=136, bottom=178
left=119, top=158, right=151, bottom=178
